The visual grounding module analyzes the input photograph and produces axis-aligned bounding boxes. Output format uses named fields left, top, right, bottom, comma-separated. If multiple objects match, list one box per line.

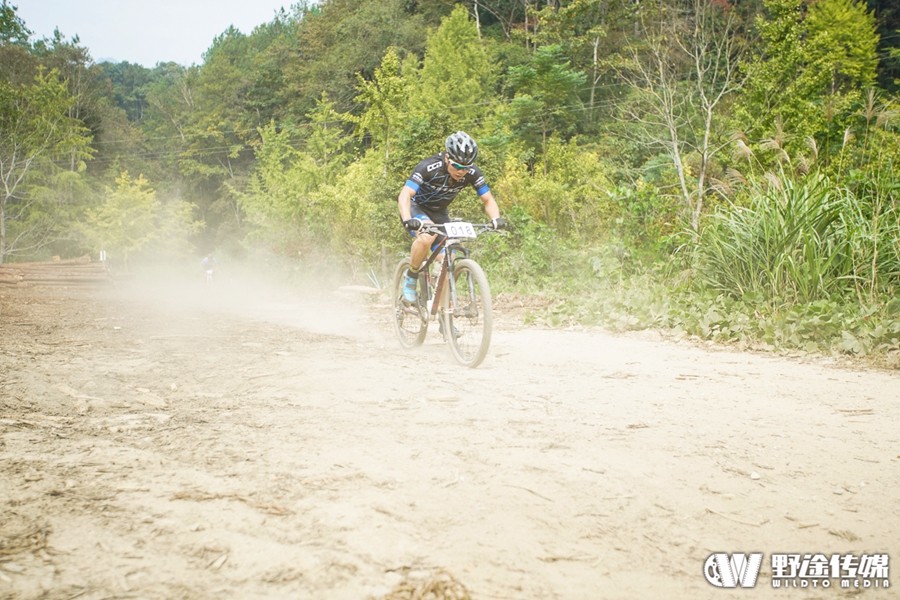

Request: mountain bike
left=392, top=221, right=497, bottom=368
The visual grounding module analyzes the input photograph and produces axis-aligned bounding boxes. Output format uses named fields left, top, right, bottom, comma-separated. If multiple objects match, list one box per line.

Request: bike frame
left=424, top=243, right=454, bottom=318
left=392, top=221, right=498, bottom=367
left=417, top=225, right=480, bottom=321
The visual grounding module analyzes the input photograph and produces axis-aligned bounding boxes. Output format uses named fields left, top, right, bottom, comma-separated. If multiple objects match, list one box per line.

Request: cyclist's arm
left=397, top=185, right=417, bottom=221
left=480, top=190, right=500, bottom=221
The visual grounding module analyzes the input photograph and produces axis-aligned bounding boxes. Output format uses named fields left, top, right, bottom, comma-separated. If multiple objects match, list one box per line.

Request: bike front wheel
left=392, top=258, right=428, bottom=348
left=442, top=258, right=492, bottom=368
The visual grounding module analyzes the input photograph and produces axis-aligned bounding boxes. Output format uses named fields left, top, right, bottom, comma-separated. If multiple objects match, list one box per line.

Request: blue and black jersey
left=404, top=153, right=490, bottom=213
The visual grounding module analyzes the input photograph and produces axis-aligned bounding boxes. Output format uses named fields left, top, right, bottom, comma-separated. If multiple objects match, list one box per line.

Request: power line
left=81, top=65, right=896, bottom=162
left=85, top=80, right=633, bottom=153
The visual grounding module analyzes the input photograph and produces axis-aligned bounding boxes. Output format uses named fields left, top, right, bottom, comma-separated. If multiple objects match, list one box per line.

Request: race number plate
left=444, top=221, right=477, bottom=239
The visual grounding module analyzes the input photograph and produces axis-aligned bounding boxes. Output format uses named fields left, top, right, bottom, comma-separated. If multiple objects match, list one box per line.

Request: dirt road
left=1, top=272, right=897, bottom=599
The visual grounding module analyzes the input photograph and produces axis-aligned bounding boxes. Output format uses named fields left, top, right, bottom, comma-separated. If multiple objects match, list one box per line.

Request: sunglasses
left=449, top=161, right=473, bottom=171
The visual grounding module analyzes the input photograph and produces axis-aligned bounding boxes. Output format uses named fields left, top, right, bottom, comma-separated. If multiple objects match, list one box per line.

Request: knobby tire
left=392, top=258, right=428, bottom=348
left=443, top=258, right=492, bottom=368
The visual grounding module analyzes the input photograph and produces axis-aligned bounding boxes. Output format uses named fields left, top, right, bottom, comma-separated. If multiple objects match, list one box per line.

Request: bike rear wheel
left=392, top=258, right=428, bottom=348
left=442, top=258, right=492, bottom=367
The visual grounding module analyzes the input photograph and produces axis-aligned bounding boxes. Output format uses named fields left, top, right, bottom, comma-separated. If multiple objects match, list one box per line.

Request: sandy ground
left=0, top=270, right=898, bottom=600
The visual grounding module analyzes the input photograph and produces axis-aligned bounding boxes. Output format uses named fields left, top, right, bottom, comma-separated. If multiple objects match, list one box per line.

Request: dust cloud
left=113, top=254, right=378, bottom=341
left=1, top=254, right=898, bottom=599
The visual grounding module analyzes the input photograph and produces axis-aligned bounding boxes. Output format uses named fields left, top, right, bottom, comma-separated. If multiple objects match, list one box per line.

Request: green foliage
left=807, top=0, right=879, bottom=89
left=80, top=172, right=199, bottom=267
left=495, top=136, right=614, bottom=238
left=237, top=122, right=310, bottom=252
left=5, top=0, right=899, bottom=365
left=531, top=0, right=638, bottom=132
left=24, top=168, right=93, bottom=259
left=181, top=28, right=267, bottom=184
left=140, top=63, right=198, bottom=172
left=604, top=179, right=682, bottom=254
left=349, top=6, right=501, bottom=176
left=0, top=0, right=30, bottom=46
left=285, top=0, right=427, bottom=116
left=238, top=118, right=390, bottom=267
left=826, top=89, right=899, bottom=186
left=737, top=0, right=880, bottom=159
left=414, top=5, right=497, bottom=123
left=507, top=44, right=586, bottom=158
left=478, top=204, right=576, bottom=293
left=305, top=93, right=353, bottom=174
left=694, top=171, right=898, bottom=305
left=521, top=252, right=900, bottom=365
left=309, top=149, right=398, bottom=270
left=0, top=68, right=92, bottom=262
left=352, top=46, right=409, bottom=170
left=386, top=4, right=499, bottom=162
left=98, top=61, right=153, bottom=121
left=658, top=292, right=900, bottom=361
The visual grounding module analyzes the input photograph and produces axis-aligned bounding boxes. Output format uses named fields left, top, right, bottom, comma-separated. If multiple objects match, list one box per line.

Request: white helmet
left=444, top=131, right=478, bottom=166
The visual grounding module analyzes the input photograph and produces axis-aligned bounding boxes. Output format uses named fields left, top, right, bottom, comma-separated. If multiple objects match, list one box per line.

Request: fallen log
left=0, top=256, right=110, bottom=286
left=6, top=255, right=92, bottom=266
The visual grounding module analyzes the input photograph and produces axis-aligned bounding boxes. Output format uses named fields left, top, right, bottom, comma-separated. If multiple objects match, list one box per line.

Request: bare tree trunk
left=383, top=120, right=391, bottom=177
left=474, top=0, right=482, bottom=38
left=1, top=197, right=6, bottom=265
left=590, top=36, right=602, bottom=125
left=524, top=0, right=530, bottom=49
left=473, top=0, right=515, bottom=41
left=619, top=0, right=745, bottom=232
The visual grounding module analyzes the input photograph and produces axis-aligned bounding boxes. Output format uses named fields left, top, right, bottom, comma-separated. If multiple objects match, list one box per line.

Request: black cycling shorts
left=403, top=204, right=450, bottom=237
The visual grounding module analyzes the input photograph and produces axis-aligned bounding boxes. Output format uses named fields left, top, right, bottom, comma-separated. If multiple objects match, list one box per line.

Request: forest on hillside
left=1, top=0, right=898, bottom=361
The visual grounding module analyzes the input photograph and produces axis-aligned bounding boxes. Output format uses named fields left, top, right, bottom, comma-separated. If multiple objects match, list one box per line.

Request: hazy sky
left=15, top=0, right=296, bottom=66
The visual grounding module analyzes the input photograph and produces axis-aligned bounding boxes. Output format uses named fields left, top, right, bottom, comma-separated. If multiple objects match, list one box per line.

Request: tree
left=32, top=29, right=113, bottom=173
left=531, top=0, right=639, bottom=128
left=352, top=46, right=409, bottom=173
left=285, top=0, right=427, bottom=117
left=618, top=0, right=745, bottom=231
left=867, top=0, right=899, bottom=91
left=305, top=92, right=353, bottom=181
left=0, top=0, right=29, bottom=46
left=808, top=0, right=879, bottom=91
left=806, top=0, right=880, bottom=152
left=92, top=62, right=156, bottom=181
left=737, top=0, right=880, bottom=160
left=508, top=44, right=586, bottom=164
left=183, top=27, right=259, bottom=185
left=138, top=61, right=204, bottom=194
left=0, top=0, right=37, bottom=85
left=80, top=172, right=199, bottom=267
left=468, top=0, right=529, bottom=41
left=100, top=61, right=153, bottom=122
left=411, top=5, right=498, bottom=142
left=0, top=68, right=92, bottom=263
left=237, top=121, right=323, bottom=255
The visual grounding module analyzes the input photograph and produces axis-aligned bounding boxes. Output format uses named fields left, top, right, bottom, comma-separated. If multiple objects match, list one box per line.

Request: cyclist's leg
left=409, top=231, right=436, bottom=272
left=400, top=207, right=433, bottom=303
left=407, top=205, right=448, bottom=272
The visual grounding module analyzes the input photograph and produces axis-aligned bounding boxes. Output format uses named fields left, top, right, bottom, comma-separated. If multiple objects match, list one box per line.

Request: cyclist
left=397, top=131, right=505, bottom=303
left=201, top=253, right=216, bottom=283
